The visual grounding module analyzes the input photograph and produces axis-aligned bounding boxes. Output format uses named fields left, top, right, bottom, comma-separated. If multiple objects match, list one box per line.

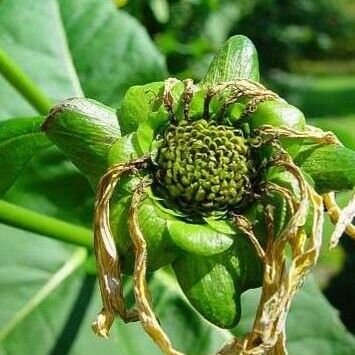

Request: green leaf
left=4, top=146, right=94, bottom=226
left=233, top=277, right=355, bottom=355
left=118, top=82, right=164, bottom=134
left=201, top=35, right=259, bottom=85
left=295, top=145, right=355, bottom=193
left=0, top=117, right=51, bottom=198
left=0, top=223, right=86, bottom=351
left=43, top=98, right=120, bottom=186
left=167, top=220, right=234, bottom=256
left=9, top=269, right=228, bottom=355
left=0, top=0, right=84, bottom=119
left=60, top=0, right=167, bottom=106
left=0, top=224, right=176, bottom=355
left=0, top=0, right=165, bottom=221
left=0, top=0, right=167, bottom=118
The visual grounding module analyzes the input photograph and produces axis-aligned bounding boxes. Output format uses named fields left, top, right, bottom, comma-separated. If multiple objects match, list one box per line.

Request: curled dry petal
left=219, top=157, right=324, bottom=355
left=324, top=192, right=355, bottom=248
left=92, top=158, right=148, bottom=337
left=129, top=180, right=183, bottom=355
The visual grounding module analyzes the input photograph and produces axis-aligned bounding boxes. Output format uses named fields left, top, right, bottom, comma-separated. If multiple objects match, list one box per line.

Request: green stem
left=0, top=48, right=53, bottom=115
left=0, top=201, right=92, bottom=249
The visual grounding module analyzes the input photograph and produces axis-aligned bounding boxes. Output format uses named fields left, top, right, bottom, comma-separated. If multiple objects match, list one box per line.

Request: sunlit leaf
left=0, top=117, right=51, bottom=198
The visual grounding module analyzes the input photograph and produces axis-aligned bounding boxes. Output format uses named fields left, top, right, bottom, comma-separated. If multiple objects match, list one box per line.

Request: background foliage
left=0, top=0, right=354, bottom=354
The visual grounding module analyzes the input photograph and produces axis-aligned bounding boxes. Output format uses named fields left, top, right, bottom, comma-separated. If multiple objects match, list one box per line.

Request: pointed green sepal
left=201, top=35, right=260, bottom=85
left=173, top=233, right=262, bottom=328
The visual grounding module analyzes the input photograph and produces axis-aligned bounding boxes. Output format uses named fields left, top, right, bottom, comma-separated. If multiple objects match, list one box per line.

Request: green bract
left=42, top=35, right=355, bottom=354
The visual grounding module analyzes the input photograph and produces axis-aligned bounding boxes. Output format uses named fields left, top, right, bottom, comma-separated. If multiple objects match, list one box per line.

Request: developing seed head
left=155, top=119, right=253, bottom=215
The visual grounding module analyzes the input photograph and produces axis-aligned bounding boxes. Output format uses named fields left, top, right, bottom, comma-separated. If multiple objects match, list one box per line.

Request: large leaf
left=0, top=223, right=84, bottom=351
left=0, top=223, right=229, bottom=355
left=0, top=0, right=167, bottom=119
left=0, top=2, right=168, bottom=353
left=0, top=0, right=83, bottom=119
left=233, top=277, right=355, bottom=355
left=0, top=0, right=166, bottom=219
left=4, top=147, right=94, bottom=226
left=0, top=117, right=51, bottom=198
left=0, top=222, right=153, bottom=355
left=59, top=0, right=167, bottom=106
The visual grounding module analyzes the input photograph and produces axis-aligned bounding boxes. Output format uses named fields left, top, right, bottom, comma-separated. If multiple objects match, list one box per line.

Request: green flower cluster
left=155, top=119, right=253, bottom=214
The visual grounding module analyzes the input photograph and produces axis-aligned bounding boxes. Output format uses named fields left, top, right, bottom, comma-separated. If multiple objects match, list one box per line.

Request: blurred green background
left=119, top=0, right=355, bottom=333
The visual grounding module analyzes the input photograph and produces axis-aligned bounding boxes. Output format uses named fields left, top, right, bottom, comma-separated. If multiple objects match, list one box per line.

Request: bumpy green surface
left=155, top=119, right=253, bottom=214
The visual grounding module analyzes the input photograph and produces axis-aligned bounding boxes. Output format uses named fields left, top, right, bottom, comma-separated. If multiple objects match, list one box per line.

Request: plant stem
left=0, top=48, right=53, bottom=115
left=0, top=201, right=92, bottom=249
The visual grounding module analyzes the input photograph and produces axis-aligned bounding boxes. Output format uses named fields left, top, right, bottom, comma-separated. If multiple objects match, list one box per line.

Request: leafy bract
left=201, top=35, right=259, bottom=85
left=43, top=98, right=120, bottom=186
left=173, top=252, right=242, bottom=329
left=135, top=108, right=169, bottom=154
left=110, top=194, right=178, bottom=273
left=205, top=218, right=237, bottom=235
left=167, top=220, right=234, bottom=256
left=173, top=231, right=262, bottom=329
left=118, top=82, right=164, bottom=135
left=118, top=80, right=185, bottom=136
left=295, top=145, right=355, bottom=193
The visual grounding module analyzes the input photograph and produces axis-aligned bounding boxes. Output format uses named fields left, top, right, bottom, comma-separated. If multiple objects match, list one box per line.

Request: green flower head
left=43, top=35, right=355, bottom=354
left=154, top=118, right=253, bottom=215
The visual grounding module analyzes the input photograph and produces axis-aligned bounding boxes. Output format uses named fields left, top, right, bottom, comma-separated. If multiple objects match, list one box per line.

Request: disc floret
left=155, top=119, right=254, bottom=215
